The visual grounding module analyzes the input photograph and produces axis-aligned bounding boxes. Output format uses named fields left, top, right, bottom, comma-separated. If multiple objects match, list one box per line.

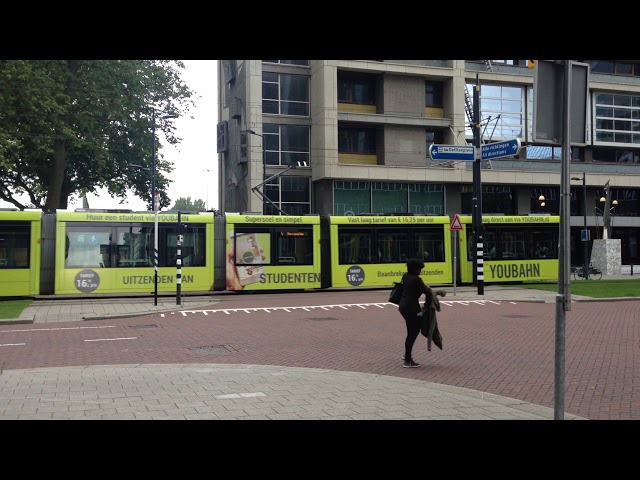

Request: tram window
left=0, top=223, right=30, bottom=268
left=500, top=230, right=525, bottom=260
left=530, top=229, right=558, bottom=259
left=276, top=227, right=313, bottom=265
left=162, top=224, right=207, bottom=267
left=465, top=225, right=474, bottom=260
left=414, top=229, right=444, bottom=262
left=377, top=229, right=410, bottom=263
left=338, top=228, right=373, bottom=264
left=115, top=225, right=152, bottom=268
left=178, top=224, right=206, bottom=266
left=484, top=231, right=497, bottom=260
left=65, top=225, right=111, bottom=268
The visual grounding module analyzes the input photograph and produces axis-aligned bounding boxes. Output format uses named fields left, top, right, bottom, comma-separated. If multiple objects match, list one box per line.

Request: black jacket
left=398, top=272, right=429, bottom=317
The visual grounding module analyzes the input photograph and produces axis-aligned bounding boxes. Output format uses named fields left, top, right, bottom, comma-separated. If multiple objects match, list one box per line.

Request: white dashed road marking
left=84, top=337, right=138, bottom=342
left=0, top=325, right=116, bottom=334
left=171, top=301, right=502, bottom=317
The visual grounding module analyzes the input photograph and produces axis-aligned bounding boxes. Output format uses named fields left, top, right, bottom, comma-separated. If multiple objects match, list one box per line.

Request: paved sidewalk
left=0, top=363, right=586, bottom=420
left=0, top=274, right=635, bottom=420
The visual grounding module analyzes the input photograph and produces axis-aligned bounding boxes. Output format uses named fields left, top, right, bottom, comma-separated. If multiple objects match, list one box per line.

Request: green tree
left=171, top=197, right=207, bottom=211
left=0, top=60, right=196, bottom=211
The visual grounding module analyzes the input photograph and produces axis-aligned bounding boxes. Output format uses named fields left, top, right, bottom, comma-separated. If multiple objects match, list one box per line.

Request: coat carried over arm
left=420, top=286, right=446, bottom=351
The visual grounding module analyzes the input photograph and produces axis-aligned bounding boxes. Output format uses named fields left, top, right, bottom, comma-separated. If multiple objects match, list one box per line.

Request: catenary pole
left=555, top=60, right=572, bottom=420
left=472, top=75, right=484, bottom=295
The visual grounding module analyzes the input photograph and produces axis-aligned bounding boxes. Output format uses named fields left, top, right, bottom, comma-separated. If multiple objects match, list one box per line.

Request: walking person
left=399, top=258, right=430, bottom=368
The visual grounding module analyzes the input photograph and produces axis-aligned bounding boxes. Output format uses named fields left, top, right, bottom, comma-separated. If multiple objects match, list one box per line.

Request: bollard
left=631, top=264, right=634, bottom=276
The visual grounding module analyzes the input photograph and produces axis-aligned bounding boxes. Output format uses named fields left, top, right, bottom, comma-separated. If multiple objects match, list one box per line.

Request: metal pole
left=555, top=60, right=572, bottom=421
left=582, top=172, right=589, bottom=279
left=472, top=75, right=484, bottom=295
left=453, top=230, right=457, bottom=296
left=262, top=144, right=266, bottom=215
left=151, top=111, right=158, bottom=307
left=176, top=211, right=182, bottom=305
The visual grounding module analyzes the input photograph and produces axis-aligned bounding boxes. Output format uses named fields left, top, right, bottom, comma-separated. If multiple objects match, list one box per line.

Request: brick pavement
left=0, top=276, right=637, bottom=420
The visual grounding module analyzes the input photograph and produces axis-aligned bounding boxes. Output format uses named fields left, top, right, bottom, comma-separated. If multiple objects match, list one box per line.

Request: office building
left=217, top=60, right=640, bottom=267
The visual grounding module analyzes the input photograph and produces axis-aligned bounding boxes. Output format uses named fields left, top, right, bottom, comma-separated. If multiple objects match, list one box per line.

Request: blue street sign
left=481, top=138, right=521, bottom=160
left=429, top=144, right=475, bottom=161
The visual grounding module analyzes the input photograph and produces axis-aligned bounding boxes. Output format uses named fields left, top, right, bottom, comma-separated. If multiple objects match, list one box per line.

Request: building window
left=590, top=61, right=614, bottom=74
left=425, top=81, right=444, bottom=107
left=262, top=73, right=309, bottom=116
left=264, top=176, right=310, bottom=215
left=466, top=84, right=525, bottom=142
left=409, top=184, right=444, bottom=215
left=461, top=185, right=516, bottom=214
left=590, top=60, right=640, bottom=77
left=526, top=145, right=583, bottom=161
left=332, top=181, right=444, bottom=216
left=263, top=124, right=310, bottom=167
left=593, top=92, right=640, bottom=147
left=337, top=73, right=375, bottom=105
left=338, top=127, right=376, bottom=154
left=592, top=148, right=640, bottom=164
left=426, top=130, right=445, bottom=158
left=371, top=182, right=409, bottom=214
left=530, top=187, right=559, bottom=214
left=262, top=60, right=309, bottom=66
left=334, top=181, right=372, bottom=215
left=608, top=188, right=640, bottom=216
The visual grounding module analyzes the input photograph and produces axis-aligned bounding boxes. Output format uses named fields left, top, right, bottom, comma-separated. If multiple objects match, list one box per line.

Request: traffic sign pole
left=453, top=229, right=457, bottom=296
left=472, top=76, right=484, bottom=296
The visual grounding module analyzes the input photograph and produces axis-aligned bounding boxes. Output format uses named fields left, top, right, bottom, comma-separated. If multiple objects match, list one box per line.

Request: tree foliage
left=171, top=196, right=207, bottom=212
left=0, top=60, right=196, bottom=211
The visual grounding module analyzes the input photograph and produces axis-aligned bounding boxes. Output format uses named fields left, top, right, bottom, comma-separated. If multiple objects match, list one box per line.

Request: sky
left=1, top=60, right=219, bottom=212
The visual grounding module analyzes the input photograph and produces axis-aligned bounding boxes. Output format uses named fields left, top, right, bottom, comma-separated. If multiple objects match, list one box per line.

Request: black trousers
left=401, top=310, right=421, bottom=362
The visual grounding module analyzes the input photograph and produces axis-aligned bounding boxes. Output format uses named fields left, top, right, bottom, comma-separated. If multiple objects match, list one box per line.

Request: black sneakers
left=403, top=360, right=421, bottom=368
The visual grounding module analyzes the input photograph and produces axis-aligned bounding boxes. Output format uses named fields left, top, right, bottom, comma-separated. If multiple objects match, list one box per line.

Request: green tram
left=0, top=209, right=42, bottom=296
left=457, top=215, right=561, bottom=284
left=320, top=215, right=453, bottom=288
left=53, top=210, right=214, bottom=295
left=0, top=209, right=563, bottom=297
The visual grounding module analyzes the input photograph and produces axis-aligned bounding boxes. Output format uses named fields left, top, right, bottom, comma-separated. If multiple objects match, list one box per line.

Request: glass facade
left=333, top=181, right=444, bottom=216
left=593, top=92, right=640, bottom=146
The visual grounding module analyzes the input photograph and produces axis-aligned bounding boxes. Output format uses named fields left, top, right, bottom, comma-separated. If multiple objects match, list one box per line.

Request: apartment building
left=216, top=60, right=640, bottom=266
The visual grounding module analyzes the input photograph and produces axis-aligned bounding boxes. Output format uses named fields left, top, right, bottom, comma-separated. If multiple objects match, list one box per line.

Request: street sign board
left=481, top=138, right=521, bottom=160
left=533, top=60, right=589, bottom=146
left=429, top=144, right=475, bottom=161
left=450, top=213, right=463, bottom=231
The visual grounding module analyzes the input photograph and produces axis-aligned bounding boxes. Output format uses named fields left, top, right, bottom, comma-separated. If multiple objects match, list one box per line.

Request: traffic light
left=527, top=60, right=535, bottom=69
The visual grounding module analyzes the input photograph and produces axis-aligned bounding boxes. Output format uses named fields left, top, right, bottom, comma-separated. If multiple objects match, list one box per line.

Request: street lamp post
left=571, top=173, right=589, bottom=279
left=135, top=112, right=179, bottom=306
left=151, top=113, right=179, bottom=305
